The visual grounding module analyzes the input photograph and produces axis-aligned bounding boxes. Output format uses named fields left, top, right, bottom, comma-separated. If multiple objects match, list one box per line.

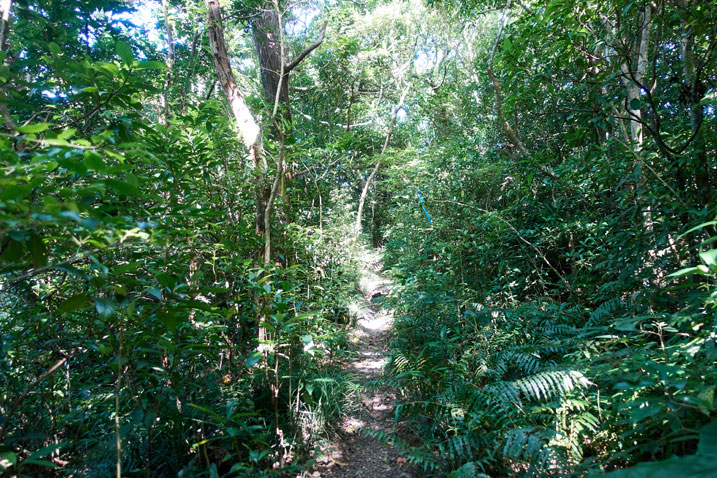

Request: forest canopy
left=0, top=0, right=715, bottom=476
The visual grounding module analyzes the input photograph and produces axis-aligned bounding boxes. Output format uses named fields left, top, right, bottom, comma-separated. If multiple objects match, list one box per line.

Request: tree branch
left=0, top=354, right=71, bottom=442
left=285, top=20, right=328, bottom=73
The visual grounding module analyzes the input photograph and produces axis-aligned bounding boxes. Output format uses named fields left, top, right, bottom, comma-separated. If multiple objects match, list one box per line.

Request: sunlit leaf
left=116, top=41, right=134, bottom=66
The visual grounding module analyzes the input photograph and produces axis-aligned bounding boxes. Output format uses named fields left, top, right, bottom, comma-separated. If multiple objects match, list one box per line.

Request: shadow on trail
left=308, top=249, right=414, bottom=478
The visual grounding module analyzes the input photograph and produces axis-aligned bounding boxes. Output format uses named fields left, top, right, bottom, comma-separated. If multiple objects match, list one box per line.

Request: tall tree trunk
left=0, top=0, right=15, bottom=132
left=677, top=0, right=709, bottom=193
left=205, top=0, right=265, bottom=239
left=253, top=5, right=291, bottom=135
left=614, top=6, right=655, bottom=237
left=487, top=0, right=528, bottom=156
left=205, top=0, right=262, bottom=155
left=161, top=0, right=175, bottom=125
left=251, top=3, right=327, bottom=235
left=251, top=5, right=285, bottom=235
left=620, top=5, right=652, bottom=151
left=355, top=85, right=410, bottom=239
left=0, top=0, right=11, bottom=53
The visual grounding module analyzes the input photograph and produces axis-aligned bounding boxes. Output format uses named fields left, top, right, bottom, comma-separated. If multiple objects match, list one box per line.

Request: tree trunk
left=253, top=6, right=291, bottom=135
left=620, top=5, right=651, bottom=151
left=205, top=0, right=262, bottom=154
left=161, top=0, right=174, bottom=125
left=677, top=0, right=709, bottom=193
left=355, top=160, right=380, bottom=238
left=0, top=0, right=11, bottom=53
left=251, top=3, right=327, bottom=235
left=355, top=85, right=410, bottom=239
left=205, top=0, right=265, bottom=238
left=487, top=0, right=528, bottom=156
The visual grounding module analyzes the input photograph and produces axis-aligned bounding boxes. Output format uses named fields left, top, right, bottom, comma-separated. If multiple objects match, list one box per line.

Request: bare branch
left=285, top=20, right=328, bottom=73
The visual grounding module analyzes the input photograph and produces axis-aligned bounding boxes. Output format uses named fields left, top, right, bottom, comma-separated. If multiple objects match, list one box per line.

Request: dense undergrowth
left=380, top=148, right=716, bottom=475
left=379, top=101, right=716, bottom=476
left=364, top=1, right=717, bottom=475
left=0, top=0, right=715, bottom=476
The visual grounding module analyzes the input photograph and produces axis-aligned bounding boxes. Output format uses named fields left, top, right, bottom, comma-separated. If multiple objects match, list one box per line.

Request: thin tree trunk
left=205, top=0, right=265, bottom=239
left=355, top=85, right=410, bottom=238
left=620, top=5, right=651, bottom=150
left=0, top=0, right=15, bottom=132
left=677, top=0, right=708, bottom=192
left=487, top=0, right=528, bottom=156
left=264, top=153, right=283, bottom=263
left=0, top=0, right=11, bottom=53
left=161, top=0, right=174, bottom=125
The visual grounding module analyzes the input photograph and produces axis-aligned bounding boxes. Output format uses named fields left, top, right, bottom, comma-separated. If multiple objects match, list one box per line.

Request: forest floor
left=308, top=249, right=414, bottom=478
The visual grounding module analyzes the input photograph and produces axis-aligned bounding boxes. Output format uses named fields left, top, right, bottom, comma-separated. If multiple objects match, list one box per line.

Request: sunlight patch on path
left=307, top=248, right=413, bottom=478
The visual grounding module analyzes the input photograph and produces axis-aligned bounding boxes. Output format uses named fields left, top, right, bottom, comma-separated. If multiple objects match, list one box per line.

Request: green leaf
left=84, top=151, right=105, bottom=172
left=449, top=462, right=490, bottom=478
left=21, top=459, right=58, bottom=468
left=58, top=157, right=88, bottom=175
left=0, top=451, right=16, bottom=471
left=58, top=294, right=89, bottom=314
left=595, top=420, right=717, bottom=477
left=697, top=389, right=714, bottom=416
left=187, top=403, right=225, bottom=424
left=136, top=61, right=167, bottom=70
left=698, top=420, right=717, bottom=457
left=0, top=183, right=33, bottom=200
left=699, top=249, right=717, bottom=267
left=679, top=220, right=717, bottom=238
left=26, top=443, right=64, bottom=462
left=245, top=350, right=262, bottom=368
left=1, top=239, right=24, bottom=263
left=629, top=98, right=640, bottom=111
left=96, top=297, right=117, bottom=319
left=116, top=41, right=134, bottom=66
left=113, top=262, right=141, bottom=275
left=105, top=178, right=139, bottom=196
left=157, top=310, right=179, bottom=333
left=156, top=273, right=176, bottom=290
left=17, top=123, right=52, bottom=134
left=668, top=266, right=702, bottom=278
left=29, top=234, right=48, bottom=267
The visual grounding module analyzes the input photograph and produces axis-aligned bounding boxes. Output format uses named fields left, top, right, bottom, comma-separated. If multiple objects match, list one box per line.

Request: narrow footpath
left=310, top=251, right=414, bottom=478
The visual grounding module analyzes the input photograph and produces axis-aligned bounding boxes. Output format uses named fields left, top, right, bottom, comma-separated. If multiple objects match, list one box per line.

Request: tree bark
left=205, top=0, right=262, bottom=153
left=205, top=0, right=266, bottom=237
left=253, top=5, right=291, bottom=134
left=620, top=5, right=652, bottom=151
left=252, top=5, right=327, bottom=229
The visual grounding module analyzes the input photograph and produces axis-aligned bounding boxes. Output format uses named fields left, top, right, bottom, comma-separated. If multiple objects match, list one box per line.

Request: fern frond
left=587, top=298, right=627, bottom=326
left=514, top=370, right=591, bottom=402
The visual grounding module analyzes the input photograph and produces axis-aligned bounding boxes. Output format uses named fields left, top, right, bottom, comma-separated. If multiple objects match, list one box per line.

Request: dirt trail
left=309, top=251, right=414, bottom=478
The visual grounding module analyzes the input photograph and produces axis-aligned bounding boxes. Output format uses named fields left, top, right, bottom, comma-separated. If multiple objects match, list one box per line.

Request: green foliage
left=375, top=0, right=716, bottom=475
left=0, top=0, right=715, bottom=476
left=0, top=0, right=359, bottom=475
